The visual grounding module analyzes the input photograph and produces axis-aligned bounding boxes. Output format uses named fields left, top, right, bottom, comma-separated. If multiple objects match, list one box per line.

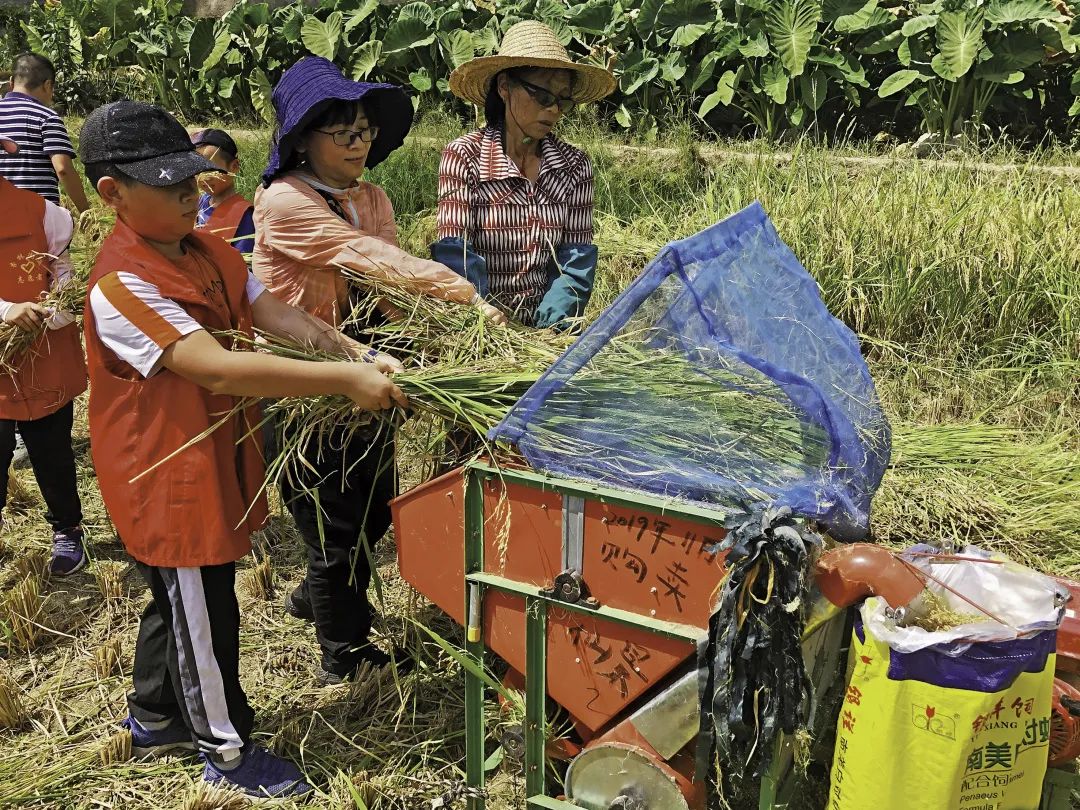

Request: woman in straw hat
left=433, top=20, right=615, bottom=329
left=253, top=57, right=504, bottom=687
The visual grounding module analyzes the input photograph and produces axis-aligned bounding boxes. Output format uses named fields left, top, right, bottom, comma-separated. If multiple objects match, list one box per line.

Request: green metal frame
left=460, top=463, right=782, bottom=810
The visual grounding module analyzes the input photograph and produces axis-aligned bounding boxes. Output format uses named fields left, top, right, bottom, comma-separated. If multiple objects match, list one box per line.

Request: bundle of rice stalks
left=243, top=554, right=274, bottom=601
left=3, top=574, right=45, bottom=651
left=0, top=669, right=28, bottom=729
left=94, top=561, right=127, bottom=603
left=94, top=637, right=123, bottom=678
left=181, top=782, right=250, bottom=810
left=0, top=274, right=87, bottom=374
left=11, top=549, right=47, bottom=583
left=98, top=728, right=132, bottom=766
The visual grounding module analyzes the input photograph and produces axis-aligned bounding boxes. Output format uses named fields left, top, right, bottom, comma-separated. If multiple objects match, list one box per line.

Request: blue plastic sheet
left=489, top=202, right=891, bottom=540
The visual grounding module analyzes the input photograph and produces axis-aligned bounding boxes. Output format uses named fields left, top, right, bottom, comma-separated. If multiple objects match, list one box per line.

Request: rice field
left=0, top=113, right=1075, bottom=808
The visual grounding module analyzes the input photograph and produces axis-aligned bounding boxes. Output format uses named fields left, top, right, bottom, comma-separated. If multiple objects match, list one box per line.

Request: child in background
left=190, top=129, right=255, bottom=257
left=79, top=99, right=405, bottom=799
left=0, top=132, right=87, bottom=575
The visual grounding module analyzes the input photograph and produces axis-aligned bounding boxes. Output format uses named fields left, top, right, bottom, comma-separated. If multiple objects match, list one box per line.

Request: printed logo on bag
left=912, top=704, right=956, bottom=739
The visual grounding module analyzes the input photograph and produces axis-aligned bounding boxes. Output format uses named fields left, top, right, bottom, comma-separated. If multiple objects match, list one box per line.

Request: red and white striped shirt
left=437, top=127, right=594, bottom=322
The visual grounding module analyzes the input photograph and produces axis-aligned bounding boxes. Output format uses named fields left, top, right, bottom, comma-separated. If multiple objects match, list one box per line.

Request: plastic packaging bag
left=828, top=550, right=1066, bottom=810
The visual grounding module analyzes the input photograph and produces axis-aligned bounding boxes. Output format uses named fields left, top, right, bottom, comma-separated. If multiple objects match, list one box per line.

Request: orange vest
left=198, top=193, right=253, bottom=244
left=83, top=219, right=268, bottom=567
left=0, top=178, right=87, bottom=421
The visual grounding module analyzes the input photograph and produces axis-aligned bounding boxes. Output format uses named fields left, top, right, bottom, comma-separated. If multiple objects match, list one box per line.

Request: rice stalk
left=243, top=554, right=274, bottom=601
left=0, top=269, right=87, bottom=374
left=94, top=637, right=123, bottom=679
left=3, top=574, right=45, bottom=651
left=181, top=782, right=251, bottom=810
left=98, top=728, right=132, bottom=766
left=11, top=549, right=47, bottom=583
left=94, top=561, right=127, bottom=603
left=0, top=669, right=28, bottom=729
left=6, top=470, right=40, bottom=513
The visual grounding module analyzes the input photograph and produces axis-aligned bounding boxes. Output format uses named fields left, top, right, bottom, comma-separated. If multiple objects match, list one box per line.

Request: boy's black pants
left=128, top=560, right=254, bottom=755
left=0, top=402, right=82, bottom=531
left=271, top=418, right=396, bottom=677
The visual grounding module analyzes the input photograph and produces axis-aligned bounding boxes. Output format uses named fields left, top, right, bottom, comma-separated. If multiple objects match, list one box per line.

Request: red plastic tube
left=814, top=544, right=926, bottom=610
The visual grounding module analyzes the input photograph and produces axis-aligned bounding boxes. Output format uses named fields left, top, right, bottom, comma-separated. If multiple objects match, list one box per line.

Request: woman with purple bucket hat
left=254, top=57, right=504, bottom=686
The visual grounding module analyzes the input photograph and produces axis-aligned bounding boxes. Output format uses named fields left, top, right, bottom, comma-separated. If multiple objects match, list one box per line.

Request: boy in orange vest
left=78, top=100, right=406, bottom=799
left=0, top=132, right=87, bottom=575
left=190, top=129, right=254, bottom=257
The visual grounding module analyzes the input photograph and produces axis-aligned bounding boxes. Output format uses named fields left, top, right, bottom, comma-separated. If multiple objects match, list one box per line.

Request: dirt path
left=219, top=126, right=1080, bottom=179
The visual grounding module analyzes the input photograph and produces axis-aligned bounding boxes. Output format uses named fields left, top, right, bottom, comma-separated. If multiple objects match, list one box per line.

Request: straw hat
left=450, top=21, right=615, bottom=107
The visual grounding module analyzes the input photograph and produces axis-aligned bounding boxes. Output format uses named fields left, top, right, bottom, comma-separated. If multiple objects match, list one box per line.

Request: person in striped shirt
left=0, top=53, right=89, bottom=213
left=434, top=21, right=615, bottom=329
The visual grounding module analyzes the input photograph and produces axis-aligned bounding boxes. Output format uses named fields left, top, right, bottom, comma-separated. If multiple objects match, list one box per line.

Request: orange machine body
left=392, top=466, right=729, bottom=734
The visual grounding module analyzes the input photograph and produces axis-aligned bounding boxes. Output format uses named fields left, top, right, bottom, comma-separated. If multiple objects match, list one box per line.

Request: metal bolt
left=601, top=517, right=609, bottom=524
left=650, top=587, right=658, bottom=594
left=575, top=657, right=581, bottom=664
left=650, top=609, right=656, bottom=616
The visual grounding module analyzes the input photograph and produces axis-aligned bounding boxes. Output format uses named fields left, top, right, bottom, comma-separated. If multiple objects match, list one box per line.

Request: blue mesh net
left=489, top=202, right=891, bottom=540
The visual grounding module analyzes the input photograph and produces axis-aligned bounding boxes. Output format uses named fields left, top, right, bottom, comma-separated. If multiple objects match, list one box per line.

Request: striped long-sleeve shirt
left=0, top=92, right=76, bottom=204
left=436, top=127, right=595, bottom=322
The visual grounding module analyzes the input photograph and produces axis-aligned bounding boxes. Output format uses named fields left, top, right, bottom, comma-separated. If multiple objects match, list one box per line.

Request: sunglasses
left=514, top=78, right=576, bottom=114
left=315, top=126, right=380, bottom=146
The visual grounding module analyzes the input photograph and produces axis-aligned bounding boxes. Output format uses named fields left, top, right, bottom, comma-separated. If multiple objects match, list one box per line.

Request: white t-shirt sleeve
left=89, top=271, right=204, bottom=378
left=246, top=272, right=266, bottom=305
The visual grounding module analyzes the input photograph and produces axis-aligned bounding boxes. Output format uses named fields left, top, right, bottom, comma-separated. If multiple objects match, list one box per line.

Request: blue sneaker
left=202, top=745, right=313, bottom=800
left=50, top=527, right=86, bottom=576
left=122, top=715, right=197, bottom=758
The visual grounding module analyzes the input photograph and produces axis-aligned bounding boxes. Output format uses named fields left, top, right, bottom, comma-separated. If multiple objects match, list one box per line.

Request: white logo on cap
left=159, top=168, right=172, bottom=181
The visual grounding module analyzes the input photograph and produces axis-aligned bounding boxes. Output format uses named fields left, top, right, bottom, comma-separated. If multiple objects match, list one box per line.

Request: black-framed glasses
left=514, top=78, right=576, bottom=113
left=314, top=126, right=380, bottom=146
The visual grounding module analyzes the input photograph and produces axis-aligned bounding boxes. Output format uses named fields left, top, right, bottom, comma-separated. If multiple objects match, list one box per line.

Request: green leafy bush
left=20, top=0, right=1080, bottom=139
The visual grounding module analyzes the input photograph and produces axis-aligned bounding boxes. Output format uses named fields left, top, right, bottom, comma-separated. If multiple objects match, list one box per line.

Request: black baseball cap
left=79, top=100, right=222, bottom=187
left=190, top=128, right=240, bottom=160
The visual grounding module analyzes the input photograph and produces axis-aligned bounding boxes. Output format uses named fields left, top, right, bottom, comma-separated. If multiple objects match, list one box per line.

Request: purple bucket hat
left=262, top=56, right=413, bottom=185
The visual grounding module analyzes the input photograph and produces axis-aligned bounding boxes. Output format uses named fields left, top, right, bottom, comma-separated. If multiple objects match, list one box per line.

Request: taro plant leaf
left=834, top=0, right=894, bottom=34
left=856, top=28, right=904, bottom=53
left=345, top=0, right=380, bottom=32
left=201, top=24, right=233, bottom=72
left=302, top=11, right=343, bottom=61
left=444, top=29, right=475, bottom=68
left=799, top=68, right=829, bottom=110
left=218, top=76, right=236, bottom=99
left=901, top=14, right=938, bottom=37
left=761, top=60, right=790, bottom=104
left=656, top=0, right=717, bottom=47
left=615, top=103, right=631, bottom=128
left=350, top=39, right=383, bottom=80
left=985, top=0, right=1065, bottom=27
left=822, top=0, right=866, bottom=22
left=568, top=0, right=615, bottom=36
left=92, top=0, right=138, bottom=34
left=878, top=68, right=923, bottom=97
left=383, top=15, right=436, bottom=56
left=935, top=10, right=985, bottom=79
left=250, top=66, right=275, bottom=124
left=765, top=0, right=822, bottom=77
left=474, top=19, right=501, bottom=55
left=618, top=47, right=660, bottom=94
left=245, top=3, right=271, bottom=28
left=661, top=50, right=688, bottom=83
left=698, top=69, right=739, bottom=117
left=976, top=30, right=1045, bottom=79
left=635, top=0, right=666, bottom=40
left=690, top=50, right=723, bottom=93
left=1069, top=68, right=1080, bottom=115
left=409, top=68, right=433, bottom=92
left=398, top=2, right=435, bottom=26
left=740, top=30, right=771, bottom=58
left=67, top=17, right=83, bottom=66
left=280, top=8, right=305, bottom=43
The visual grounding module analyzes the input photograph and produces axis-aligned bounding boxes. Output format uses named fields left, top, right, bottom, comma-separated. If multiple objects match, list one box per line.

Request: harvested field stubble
left=0, top=119, right=1072, bottom=807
